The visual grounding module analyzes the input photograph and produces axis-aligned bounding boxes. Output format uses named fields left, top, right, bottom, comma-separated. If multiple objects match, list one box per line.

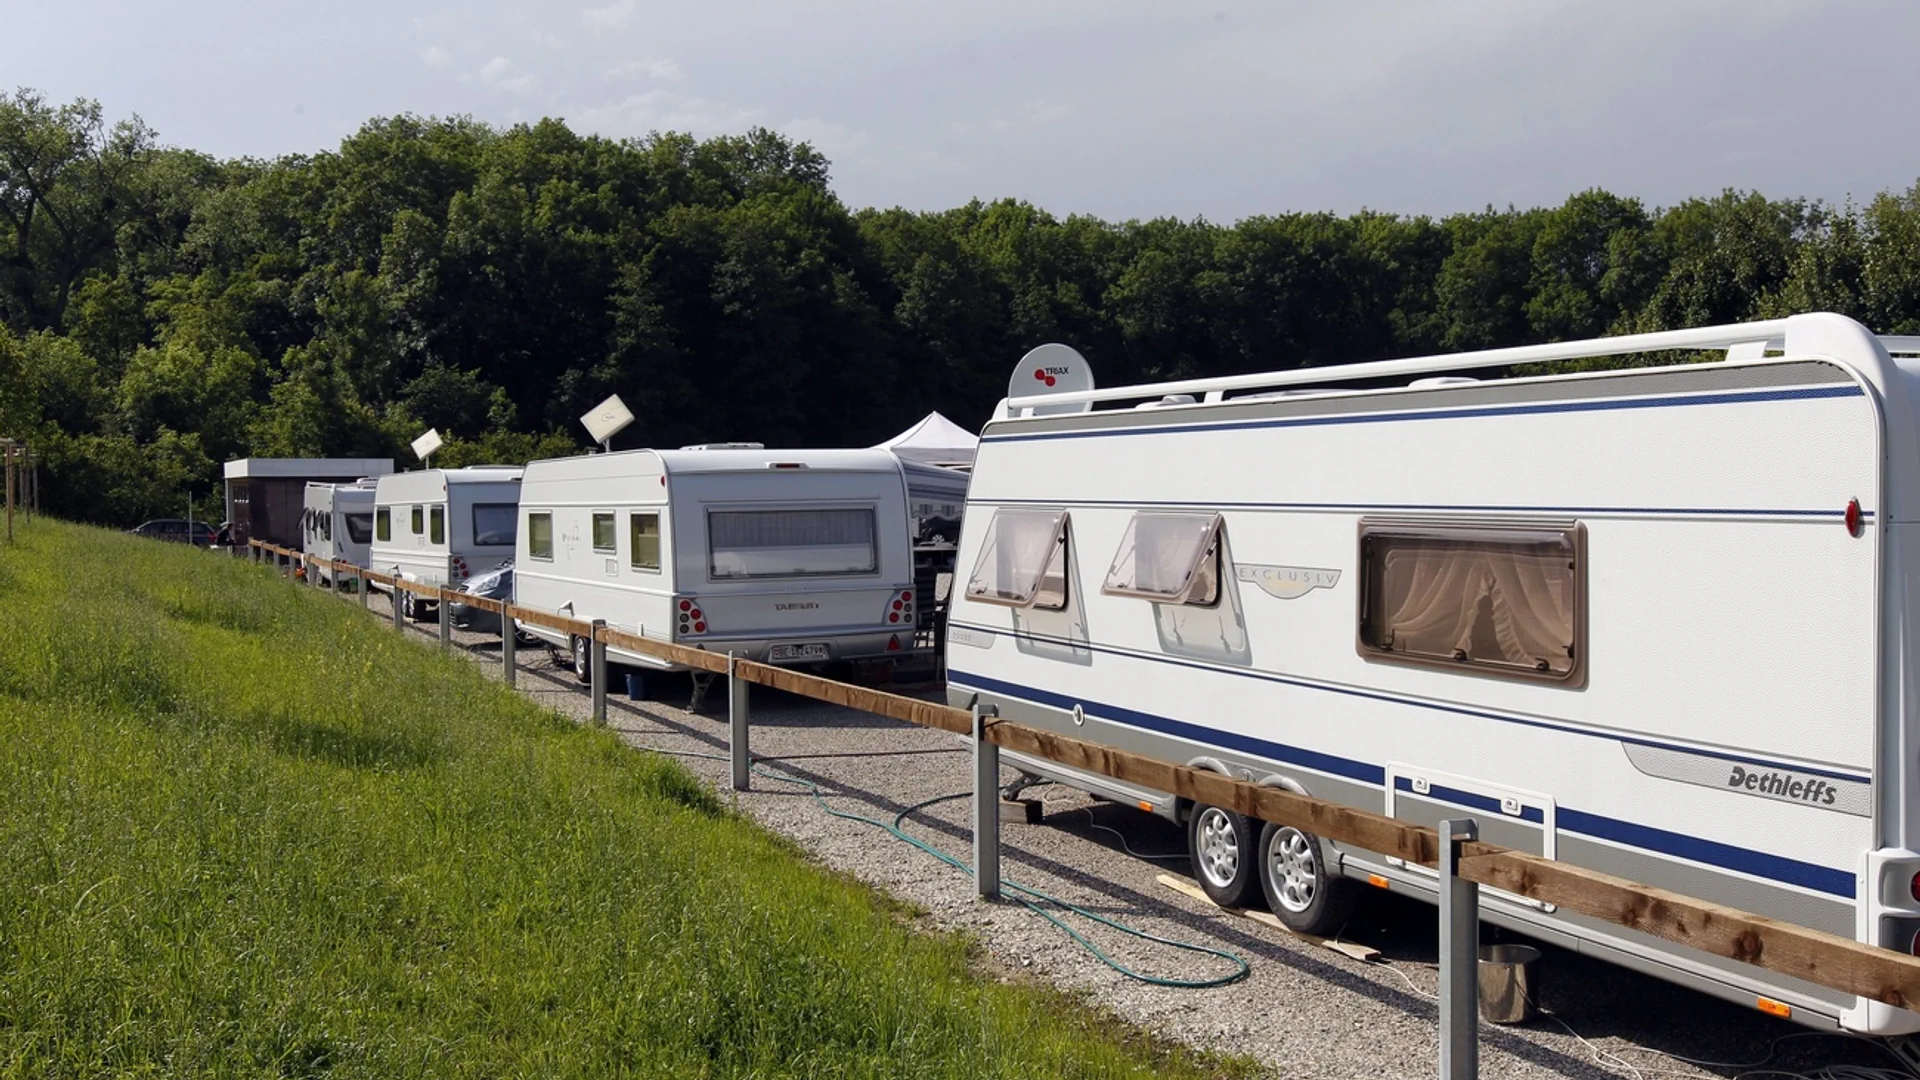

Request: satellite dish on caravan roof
left=581, top=393, right=635, bottom=451
left=1009, top=343, right=1095, bottom=417
left=411, top=428, right=443, bottom=467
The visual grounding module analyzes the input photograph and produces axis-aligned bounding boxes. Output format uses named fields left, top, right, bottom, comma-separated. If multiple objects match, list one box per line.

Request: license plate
left=769, top=643, right=830, bottom=662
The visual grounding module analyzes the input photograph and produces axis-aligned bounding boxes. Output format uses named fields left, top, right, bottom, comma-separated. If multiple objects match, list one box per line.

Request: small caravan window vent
left=1358, top=520, right=1584, bottom=685
left=964, top=509, right=1070, bottom=610
left=1101, top=513, right=1222, bottom=606
left=630, top=513, right=661, bottom=571
left=527, top=512, right=554, bottom=561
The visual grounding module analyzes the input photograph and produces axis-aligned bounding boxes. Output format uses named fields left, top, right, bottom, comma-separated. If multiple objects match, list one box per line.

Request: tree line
left=3, top=86, right=1918, bottom=525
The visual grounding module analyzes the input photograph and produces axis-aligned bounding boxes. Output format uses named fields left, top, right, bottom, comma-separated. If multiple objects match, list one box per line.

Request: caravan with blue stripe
left=946, top=313, right=1920, bottom=1036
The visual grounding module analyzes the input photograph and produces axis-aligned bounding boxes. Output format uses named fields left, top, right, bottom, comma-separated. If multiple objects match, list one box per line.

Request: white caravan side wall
left=949, top=354, right=1890, bottom=1031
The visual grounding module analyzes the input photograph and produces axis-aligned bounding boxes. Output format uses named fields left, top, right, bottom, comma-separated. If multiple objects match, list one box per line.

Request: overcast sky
left=9, top=0, right=1919, bottom=222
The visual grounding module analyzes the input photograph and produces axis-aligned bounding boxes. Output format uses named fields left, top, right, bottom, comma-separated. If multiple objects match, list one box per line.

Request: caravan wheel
left=1187, top=804, right=1260, bottom=908
left=570, top=635, right=592, bottom=685
left=1257, top=822, right=1356, bottom=935
left=401, top=590, right=418, bottom=622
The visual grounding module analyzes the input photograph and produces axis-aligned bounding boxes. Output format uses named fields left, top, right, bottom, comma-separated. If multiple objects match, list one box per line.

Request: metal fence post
left=437, top=587, right=452, bottom=648
left=589, top=619, right=607, bottom=725
left=359, top=569, right=369, bottom=610
left=501, top=604, right=517, bottom=688
left=974, top=703, right=1001, bottom=900
left=1439, top=817, right=1481, bottom=1080
left=392, top=584, right=405, bottom=633
left=728, top=653, right=750, bottom=790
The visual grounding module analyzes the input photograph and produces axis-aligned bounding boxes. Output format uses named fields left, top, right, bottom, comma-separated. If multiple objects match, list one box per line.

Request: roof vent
left=1133, top=393, right=1198, bottom=410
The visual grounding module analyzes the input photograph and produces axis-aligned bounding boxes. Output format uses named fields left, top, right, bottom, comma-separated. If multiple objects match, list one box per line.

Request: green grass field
left=0, top=521, right=1253, bottom=1079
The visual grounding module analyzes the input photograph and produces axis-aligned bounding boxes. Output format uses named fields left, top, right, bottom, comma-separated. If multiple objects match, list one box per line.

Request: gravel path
left=348, top=583, right=1901, bottom=1080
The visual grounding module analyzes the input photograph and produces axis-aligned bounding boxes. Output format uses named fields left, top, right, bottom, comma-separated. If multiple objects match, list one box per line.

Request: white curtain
left=1376, top=538, right=1572, bottom=671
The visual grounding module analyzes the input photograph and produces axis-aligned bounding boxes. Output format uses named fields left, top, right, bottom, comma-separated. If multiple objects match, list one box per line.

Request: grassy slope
left=0, top=521, right=1251, bottom=1079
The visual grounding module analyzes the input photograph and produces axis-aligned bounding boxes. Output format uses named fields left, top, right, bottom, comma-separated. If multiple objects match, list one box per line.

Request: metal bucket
left=1477, top=944, right=1542, bottom=1024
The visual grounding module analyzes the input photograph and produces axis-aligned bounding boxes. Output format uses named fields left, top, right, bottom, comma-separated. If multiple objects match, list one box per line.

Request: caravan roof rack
left=1004, top=318, right=1860, bottom=417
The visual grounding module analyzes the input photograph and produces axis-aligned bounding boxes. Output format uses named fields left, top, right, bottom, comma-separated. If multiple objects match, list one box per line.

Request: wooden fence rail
left=248, top=540, right=1920, bottom=1014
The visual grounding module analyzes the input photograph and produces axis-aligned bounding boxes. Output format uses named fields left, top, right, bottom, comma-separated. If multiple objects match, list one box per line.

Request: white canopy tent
left=870, top=411, right=978, bottom=469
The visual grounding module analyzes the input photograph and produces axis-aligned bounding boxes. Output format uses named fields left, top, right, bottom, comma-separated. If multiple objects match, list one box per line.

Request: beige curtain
left=1376, top=539, right=1572, bottom=672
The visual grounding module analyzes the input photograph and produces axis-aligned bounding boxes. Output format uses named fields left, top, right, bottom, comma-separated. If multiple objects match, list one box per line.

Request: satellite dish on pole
left=1009, top=344, right=1095, bottom=417
left=411, top=428, right=443, bottom=468
left=580, top=393, right=635, bottom=452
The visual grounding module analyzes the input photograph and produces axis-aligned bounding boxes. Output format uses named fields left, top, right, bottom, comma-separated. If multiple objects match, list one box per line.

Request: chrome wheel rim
left=1267, top=827, right=1318, bottom=913
left=574, top=637, right=589, bottom=672
left=1195, top=808, right=1241, bottom=889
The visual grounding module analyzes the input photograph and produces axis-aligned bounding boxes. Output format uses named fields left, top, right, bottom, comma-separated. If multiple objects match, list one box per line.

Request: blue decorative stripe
left=1394, top=777, right=1546, bottom=824
left=950, top=668, right=1858, bottom=899
left=953, top=669, right=1383, bottom=785
left=974, top=497, right=1870, bottom=521
left=1558, top=810, right=1855, bottom=898
left=983, top=384, right=1865, bottom=445
left=948, top=621, right=1871, bottom=785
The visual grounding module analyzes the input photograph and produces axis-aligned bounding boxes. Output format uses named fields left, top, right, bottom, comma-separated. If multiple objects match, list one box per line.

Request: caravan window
left=1358, top=522, right=1583, bottom=683
left=472, top=504, right=516, bottom=546
left=592, top=512, right=616, bottom=553
left=708, top=509, right=877, bottom=579
left=964, top=509, right=1070, bottom=610
left=410, top=506, right=423, bottom=535
left=429, top=506, right=445, bottom=545
left=630, top=513, right=661, bottom=571
left=1101, top=513, right=1222, bottom=606
left=344, top=513, right=373, bottom=544
left=376, top=508, right=391, bottom=542
left=527, top=512, right=553, bottom=560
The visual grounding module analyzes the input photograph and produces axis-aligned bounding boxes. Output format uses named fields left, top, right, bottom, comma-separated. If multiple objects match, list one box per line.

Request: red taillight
left=901, top=591, right=912, bottom=603
left=1846, top=498, right=1864, bottom=537
left=1908, top=871, right=1920, bottom=904
left=679, top=600, right=692, bottom=612
left=693, top=621, right=705, bottom=633
left=888, top=612, right=899, bottom=623
left=892, top=600, right=903, bottom=611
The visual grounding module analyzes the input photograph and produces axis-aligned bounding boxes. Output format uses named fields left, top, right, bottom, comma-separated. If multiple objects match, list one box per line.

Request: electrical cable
left=645, top=745, right=1249, bottom=988
left=1080, top=806, right=1189, bottom=861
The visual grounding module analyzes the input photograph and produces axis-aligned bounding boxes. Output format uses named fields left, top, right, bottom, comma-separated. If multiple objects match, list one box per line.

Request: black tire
left=1257, top=821, right=1357, bottom=935
left=401, top=590, right=418, bottom=622
left=571, top=635, right=592, bottom=685
left=1187, top=803, right=1261, bottom=908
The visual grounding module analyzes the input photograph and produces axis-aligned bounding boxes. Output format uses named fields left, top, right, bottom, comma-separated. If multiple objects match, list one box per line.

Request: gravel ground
left=341, top=581, right=1905, bottom=1080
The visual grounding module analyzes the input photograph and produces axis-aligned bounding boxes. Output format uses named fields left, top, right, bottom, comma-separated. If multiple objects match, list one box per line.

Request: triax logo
left=1032, top=367, right=1072, bottom=387
left=1727, top=765, right=1838, bottom=806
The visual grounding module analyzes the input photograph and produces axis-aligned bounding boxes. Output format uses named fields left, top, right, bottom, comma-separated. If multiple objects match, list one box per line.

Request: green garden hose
left=656, top=747, right=1250, bottom=988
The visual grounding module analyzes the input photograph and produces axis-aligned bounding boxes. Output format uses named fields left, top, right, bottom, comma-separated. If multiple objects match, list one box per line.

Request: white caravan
left=368, top=467, right=523, bottom=619
left=513, top=447, right=917, bottom=677
left=949, top=314, right=1920, bottom=1035
left=300, top=480, right=377, bottom=585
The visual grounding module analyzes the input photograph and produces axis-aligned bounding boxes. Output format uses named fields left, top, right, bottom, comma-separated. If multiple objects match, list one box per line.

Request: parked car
left=128, top=518, right=218, bottom=546
left=448, top=560, right=535, bottom=643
